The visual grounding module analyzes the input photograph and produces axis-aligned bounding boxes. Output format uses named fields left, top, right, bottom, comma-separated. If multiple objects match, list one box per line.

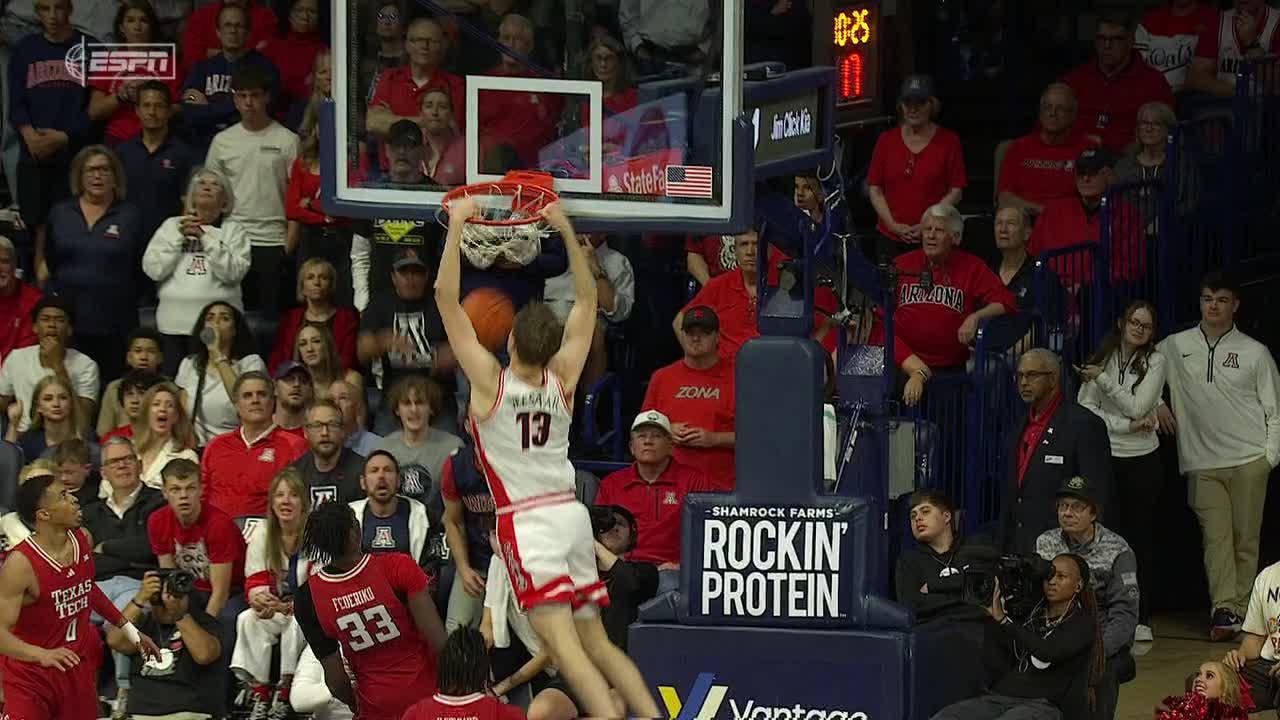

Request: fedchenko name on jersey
left=332, top=586, right=376, bottom=612
left=700, top=518, right=849, bottom=619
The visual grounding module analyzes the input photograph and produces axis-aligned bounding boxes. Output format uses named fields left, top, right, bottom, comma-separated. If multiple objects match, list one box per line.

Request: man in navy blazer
left=1000, top=348, right=1113, bottom=554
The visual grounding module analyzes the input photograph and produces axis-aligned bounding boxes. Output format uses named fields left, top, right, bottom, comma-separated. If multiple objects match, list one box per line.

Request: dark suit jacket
left=1000, top=398, right=1112, bottom=554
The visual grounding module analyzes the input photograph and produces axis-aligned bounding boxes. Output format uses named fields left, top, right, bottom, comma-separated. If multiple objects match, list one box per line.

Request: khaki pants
left=1188, top=456, right=1274, bottom=616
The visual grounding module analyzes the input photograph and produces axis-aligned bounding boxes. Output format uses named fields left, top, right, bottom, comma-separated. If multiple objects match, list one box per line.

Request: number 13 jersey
left=295, top=553, right=437, bottom=720
left=470, top=368, right=576, bottom=510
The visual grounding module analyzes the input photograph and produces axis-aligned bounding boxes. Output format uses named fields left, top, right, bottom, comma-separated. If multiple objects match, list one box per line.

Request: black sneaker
left=1210, top=608, right=1243, bottom=641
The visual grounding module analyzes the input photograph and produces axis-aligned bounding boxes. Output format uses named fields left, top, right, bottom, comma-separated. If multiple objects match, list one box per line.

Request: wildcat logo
left=1222, top=352, right=1240, bottom=369
left=659, top=673, right=869, bottom=720
left=675, top=386, right=721, bottom=400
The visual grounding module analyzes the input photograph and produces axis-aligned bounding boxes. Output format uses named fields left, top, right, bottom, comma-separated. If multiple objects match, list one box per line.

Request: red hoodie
left=262, top=31, right=327, bottom=109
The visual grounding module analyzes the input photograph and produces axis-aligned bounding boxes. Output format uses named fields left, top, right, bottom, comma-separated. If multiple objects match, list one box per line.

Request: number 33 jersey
left=470, top=368, right=576, bottom=510
left=295, top=552, right=437, bottom=720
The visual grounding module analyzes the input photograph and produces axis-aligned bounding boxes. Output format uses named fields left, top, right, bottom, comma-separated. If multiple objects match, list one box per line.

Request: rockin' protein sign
left=686, top=504, right=855, bottom=625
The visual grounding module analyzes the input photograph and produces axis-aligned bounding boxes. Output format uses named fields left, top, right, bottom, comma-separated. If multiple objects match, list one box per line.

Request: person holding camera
left=1035, top=476, right=1139, bottom=720
left=107, top=568, right=226, bottom=719
left=592, top=504, right=660, bottom=650
left=931, top=553, right=1103, bottom=720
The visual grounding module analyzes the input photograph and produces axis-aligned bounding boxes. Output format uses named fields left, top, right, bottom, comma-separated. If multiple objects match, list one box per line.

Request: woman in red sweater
left=263, top=0, right=328, bottom=126
left=268, top=258, right=358, bottom=374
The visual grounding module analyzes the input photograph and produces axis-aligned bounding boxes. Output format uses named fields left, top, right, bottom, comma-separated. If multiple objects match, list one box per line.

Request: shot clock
left=831, top=2, right=880, bottom=108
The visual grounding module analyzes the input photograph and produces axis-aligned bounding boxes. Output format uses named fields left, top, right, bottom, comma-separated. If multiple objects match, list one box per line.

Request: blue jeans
left=91, top=575, right=143, bottom=689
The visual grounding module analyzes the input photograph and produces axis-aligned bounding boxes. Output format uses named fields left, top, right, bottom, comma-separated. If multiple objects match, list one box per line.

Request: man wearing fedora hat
left=1036, top=474, right=1140, bottom=720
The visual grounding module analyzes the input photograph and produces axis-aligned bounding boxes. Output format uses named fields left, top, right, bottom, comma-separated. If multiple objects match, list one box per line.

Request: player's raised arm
left=0, top=551, right=77, bottom=669
left=547, top=203, right=598, bottom=397
left=435, top=197, right=502, bottom=402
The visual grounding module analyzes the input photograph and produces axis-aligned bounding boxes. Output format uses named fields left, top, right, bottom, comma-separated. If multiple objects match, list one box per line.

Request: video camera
left=589, top=505, right=639, bottom=554
left=150, top=568, right=196, bottom=605
left=961, top=554, right=1054, bottom=620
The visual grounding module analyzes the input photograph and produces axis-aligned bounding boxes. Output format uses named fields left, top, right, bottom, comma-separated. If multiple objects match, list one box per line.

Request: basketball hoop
left=440, top=171, right=560, bottom=269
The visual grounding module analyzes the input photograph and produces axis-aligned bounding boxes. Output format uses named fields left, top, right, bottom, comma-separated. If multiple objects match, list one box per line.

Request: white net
left=444, top=180, right=556, bottom=268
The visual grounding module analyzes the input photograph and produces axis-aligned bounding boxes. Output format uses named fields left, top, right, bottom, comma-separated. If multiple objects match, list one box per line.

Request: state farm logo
left=65, top=42, right=177, bottom=85
left=607, top=162, right=666, bottom=195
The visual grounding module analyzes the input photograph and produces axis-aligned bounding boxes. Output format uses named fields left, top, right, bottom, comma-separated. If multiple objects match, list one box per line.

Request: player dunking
left=294, top=501, right=448, bottom=720
left=0, top=470, right=159, bottom=720
left=436, top=198, right=660, bottom=718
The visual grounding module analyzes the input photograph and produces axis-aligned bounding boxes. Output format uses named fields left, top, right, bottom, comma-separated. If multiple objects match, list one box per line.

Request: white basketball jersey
left=1217, top=8, right=1280, bottom=83
left=470, top=368, right=576, bottom=509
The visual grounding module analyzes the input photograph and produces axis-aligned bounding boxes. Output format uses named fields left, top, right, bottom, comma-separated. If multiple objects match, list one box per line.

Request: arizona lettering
left=675, top=385, right=721, bottom=400
left=899, top=283, right=965, bottom=312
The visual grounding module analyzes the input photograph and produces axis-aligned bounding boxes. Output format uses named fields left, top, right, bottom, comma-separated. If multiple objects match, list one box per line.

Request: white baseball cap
left=630, top=410, right=672, bottom=435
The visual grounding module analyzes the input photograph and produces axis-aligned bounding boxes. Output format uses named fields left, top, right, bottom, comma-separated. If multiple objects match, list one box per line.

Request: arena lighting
left=832, top=2, right=878, bottom=107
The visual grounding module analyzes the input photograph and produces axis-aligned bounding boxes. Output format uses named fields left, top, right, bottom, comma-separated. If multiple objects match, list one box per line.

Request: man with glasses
left=290, top=399, right=367, bottom=506
left=182, top=3, right=282, bottom=154
left=1000, top=348, right=1112, bottom=555
left=1035, top=475, right=1139, bottom=720
left=1063, top=11, right=1173, bottom=154
left=82, top=435, right=166, bottom=713
left=1156, top=271, right=1280, bottom=641
left=997, top=83, right=1095, bottom=215
left=180, top=0, right=278, bottom=74
left=368, top=17, right=463, bottom=165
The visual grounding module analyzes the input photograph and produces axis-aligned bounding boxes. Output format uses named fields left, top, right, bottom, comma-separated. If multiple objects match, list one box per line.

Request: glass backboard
left=322, top=0, right=752, bottom=233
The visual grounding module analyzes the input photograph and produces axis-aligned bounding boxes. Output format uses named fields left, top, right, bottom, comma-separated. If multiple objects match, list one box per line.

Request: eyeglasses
left=103, top=456, right=137, bottom=468
left=1014, top=370, right=1055, bottom=381
left=1126, top=317, right=1154, bottom=332
left=377, top=9, right=399, bottom=21
left=305, top=421, right=343, bottom=433
left=84, top=166, right=113, bottom=176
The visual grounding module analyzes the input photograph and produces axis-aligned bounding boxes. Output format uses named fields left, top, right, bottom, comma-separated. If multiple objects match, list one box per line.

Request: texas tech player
left=400, top=628, right=526, bottom=720
left=0, top=470, right=158, bottom=720
left=435, top=198, right=659, bottom=718
left=294, top=501, right=447, bottom=720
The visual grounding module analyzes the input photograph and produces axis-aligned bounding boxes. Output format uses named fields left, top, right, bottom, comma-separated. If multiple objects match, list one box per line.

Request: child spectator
left=97, top=328, right=165, bottom=437
left=1157, top=661, right=1252, bottom=719
left=5, top=374, right=94, bottom=463
left=100, top=369, right=164, bottom=443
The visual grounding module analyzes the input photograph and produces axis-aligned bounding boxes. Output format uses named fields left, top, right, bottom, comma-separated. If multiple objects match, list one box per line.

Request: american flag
left=665, top=165, right=714, bottom=198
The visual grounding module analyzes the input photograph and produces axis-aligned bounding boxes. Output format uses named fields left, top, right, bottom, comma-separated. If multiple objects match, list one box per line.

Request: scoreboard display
left=830, top=1, right=880, bottom=110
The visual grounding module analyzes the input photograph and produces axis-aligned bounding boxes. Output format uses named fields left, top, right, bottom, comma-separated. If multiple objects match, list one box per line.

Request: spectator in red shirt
left=1029, top=148, right=1144, bottom=289
left=1136, top=0, right=1220, bottom=92
left=648, top=307, right=736, bottom=491
left=875, top=204, right=1016, bottom=407
left=1063, top=11, right=1175, bottom=155
left=1187, top=0, right=1280, bottom=98
left=997, top=83, right=1096, bottom=215
left=261, top=0, right=326, bottom=123
left=181, top=0, right=277, bottom=74
left=597, top=410, right=711, bottom=569
left=867, top=75, right=967, bottom=259
left=0, top=235, right=41, bottom=361
left=284, top=99, right=355, bottom=307
left=87, top=0, right=185, bottom=146
left=149, top=457, right=247, bottom=624
left=676, top=232, right=757, bottom=359
left=478, top=14, right=565, bottom=167
left=267, top=258, right=359, bottom=374
left=201, top=371, right=308, bottom=518
left=368, top=18, right=464, bottom=151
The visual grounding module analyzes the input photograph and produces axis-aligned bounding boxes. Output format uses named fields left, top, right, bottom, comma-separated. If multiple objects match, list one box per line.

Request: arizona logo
left=1222, top=352, right=1240, bottom=369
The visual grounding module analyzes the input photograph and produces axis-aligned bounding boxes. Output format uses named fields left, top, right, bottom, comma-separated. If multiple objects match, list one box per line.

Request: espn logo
left=64, top=42, right=177, bottom=84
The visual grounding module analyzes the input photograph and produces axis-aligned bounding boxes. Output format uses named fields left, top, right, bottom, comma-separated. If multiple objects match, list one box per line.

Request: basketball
left=462, top=287, right=516, bottom=351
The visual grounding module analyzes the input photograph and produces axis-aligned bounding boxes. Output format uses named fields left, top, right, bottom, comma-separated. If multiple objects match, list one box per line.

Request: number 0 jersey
left=8, top=529, right=101, bottom=660
left=470, top=368, right=576, bottom=510
left=295, top=552, right=437, bottom=720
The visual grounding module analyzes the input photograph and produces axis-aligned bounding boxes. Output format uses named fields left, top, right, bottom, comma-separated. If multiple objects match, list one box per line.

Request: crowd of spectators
left=0, top=1, right=1274, bottom=719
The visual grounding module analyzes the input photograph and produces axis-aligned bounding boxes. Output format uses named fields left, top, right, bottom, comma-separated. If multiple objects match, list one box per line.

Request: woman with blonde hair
left=294, top=323, right=362, bottom=399
left=5, top=374, right=87, bottom=462
left=268, top=257, right=359, bottom=374
left=143, top=166, right=251, bottom=367
left=44, top=145, right=147, bottom=379
left=133, top=382, right=198, bottom=489
left=1156, top=660, right=1251, bottom=719
left=232, top=467, right=317, bottom=718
